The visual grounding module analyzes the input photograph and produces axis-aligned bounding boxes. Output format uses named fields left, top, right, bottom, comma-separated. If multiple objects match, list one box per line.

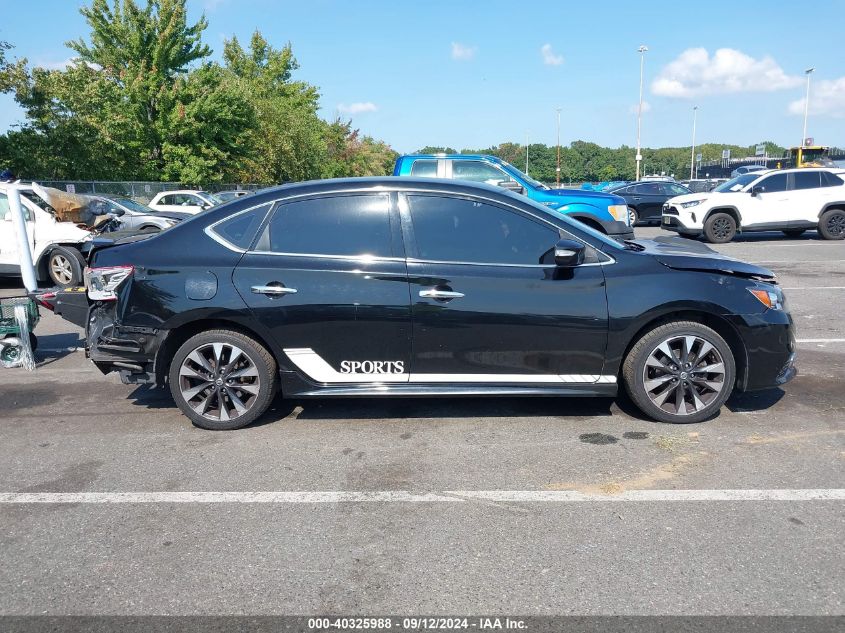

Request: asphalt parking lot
left=0, top=227, right=843, bottom=618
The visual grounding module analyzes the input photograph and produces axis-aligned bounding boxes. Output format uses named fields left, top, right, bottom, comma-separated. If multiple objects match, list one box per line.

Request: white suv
left=662, top=168, right=845, bottom=243
left=148, top=190, right=221, bottom=215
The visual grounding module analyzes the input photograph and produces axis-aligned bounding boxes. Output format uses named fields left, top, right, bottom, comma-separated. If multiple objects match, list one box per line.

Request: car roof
left=402, top=154, right=506, bottom=164
left=155, top=189, right=207, bottom=196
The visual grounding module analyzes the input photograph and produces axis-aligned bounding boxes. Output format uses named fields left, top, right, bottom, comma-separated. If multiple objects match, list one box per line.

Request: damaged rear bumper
left=87, top=303, right=163, bottom=384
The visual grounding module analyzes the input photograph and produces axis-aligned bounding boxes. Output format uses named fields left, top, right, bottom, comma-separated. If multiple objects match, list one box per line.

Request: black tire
left=702, top=212, right=737, bottom=243
left=781, top=229, right=806, bottom=238
left=622, top=320, right=736, bottom=424
left=818, top=208, right=845, bottom=240
left=139, top=225, right=162, bottom=233
left=628, top=207, right=639, bottom=226
left=168, top=329, right=278, bottom=430
left=46, top=246, right=85, bottom=287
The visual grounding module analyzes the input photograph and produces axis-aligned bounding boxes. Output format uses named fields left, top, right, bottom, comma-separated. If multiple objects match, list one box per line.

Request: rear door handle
left=251, top=284, right=297, bottom=296
left=419, top=289, right=465, bottom=300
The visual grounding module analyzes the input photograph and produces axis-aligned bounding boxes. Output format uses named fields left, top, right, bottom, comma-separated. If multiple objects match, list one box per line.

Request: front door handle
left=251, top=284, right=297, bottom=296
left=419, top=289, right=465, bottom=300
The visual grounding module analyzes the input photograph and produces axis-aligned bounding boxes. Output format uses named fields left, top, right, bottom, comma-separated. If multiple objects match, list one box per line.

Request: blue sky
left=1, top=0, right=843, bottom=153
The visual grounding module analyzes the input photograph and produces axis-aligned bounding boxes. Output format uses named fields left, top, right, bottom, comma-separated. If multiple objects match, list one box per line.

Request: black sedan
left=609, top=181, right=692, bottom=225
left=81, top=177, right=795, bottom=429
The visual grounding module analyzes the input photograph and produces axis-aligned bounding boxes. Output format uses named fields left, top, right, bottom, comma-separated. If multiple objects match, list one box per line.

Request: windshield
left=108, top=197, right=154, bottom=214
left=714, top=174, right=758, bottom=193
left=500, top=162, right=550, bottom=190
left=199, top=191, right=223, bottom=205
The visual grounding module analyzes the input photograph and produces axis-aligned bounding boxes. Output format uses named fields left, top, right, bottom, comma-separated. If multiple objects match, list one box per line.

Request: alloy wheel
left=50, top=254, right=73, bottom=285
left=827, top=213, right=845, bottom=237
left=178, top=343, right=261, bottom=422
left=641, top=335, right=726, bottom=416
left=711, top=217, right=732, bottom=240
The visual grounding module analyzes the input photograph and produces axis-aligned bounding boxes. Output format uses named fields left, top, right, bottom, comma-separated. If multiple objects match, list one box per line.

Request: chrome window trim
left=406, top=257, right=613, bottom=269
left=204, top=201, right=275, bottom=253
left=247, top=251, right=405, bottom=263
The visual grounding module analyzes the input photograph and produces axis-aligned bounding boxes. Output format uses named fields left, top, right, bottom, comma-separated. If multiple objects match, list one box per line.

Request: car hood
left=629, top=236, right=775, bottom=279
left=544, top=188, right=625, bottom=204
left=666, top=192, right=713, bottom=205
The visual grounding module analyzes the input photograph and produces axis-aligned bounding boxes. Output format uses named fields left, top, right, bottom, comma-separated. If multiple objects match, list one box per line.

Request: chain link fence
left=31, top=181, right=272, bottom=204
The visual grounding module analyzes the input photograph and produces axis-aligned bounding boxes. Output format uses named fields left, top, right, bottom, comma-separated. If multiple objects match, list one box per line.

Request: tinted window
left=212, top=203, right=272, bottom=250
left=0, top=193, right=33, bottom=221
left=410, top=160, right=437, bottom=177
left=407, top=195, right=557, bottom=265
left=758, top=173, right=788, bottom=193
left=821, top=172, right=844, bottom=187
left=266, top=194, right=391, bottom=257
left=793, top=171, right=822, bottom=190
left=451, top=161, right=511, bottom=184
left=633, top=183, right=661, bottom=195
left=614, top=186, right=634, bottom=195
left=663, top=184, right=691, bottom=196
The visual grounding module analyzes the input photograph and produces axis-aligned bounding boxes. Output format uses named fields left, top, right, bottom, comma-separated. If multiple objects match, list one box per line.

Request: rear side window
left=793, top=171, right=822, bottom=190
left=265, top=194, right=392, bottom=257
left=407, top=195, right=558, bottom=265
left=410, top=160, right=437, bottom=177
left=663, top=184, right=690, bottom=196
left=211, top=203, right=272, bottom=250
left=633, top=183, right=661, bottom=195
left=451, top=161, right=511, bottom=184
left=822, top=172, right=845, bottom=187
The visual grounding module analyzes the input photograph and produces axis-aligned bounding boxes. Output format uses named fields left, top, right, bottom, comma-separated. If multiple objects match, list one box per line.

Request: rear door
left=401, top=192, right=610, bottom=383
left=233, top=192, right=412, bottom=385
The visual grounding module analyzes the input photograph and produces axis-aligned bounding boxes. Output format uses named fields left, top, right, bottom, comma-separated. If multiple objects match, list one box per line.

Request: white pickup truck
left=0, top=184, right=91, bottom=287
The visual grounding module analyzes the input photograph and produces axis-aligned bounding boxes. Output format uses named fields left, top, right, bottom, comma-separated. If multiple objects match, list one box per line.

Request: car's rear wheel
left=169, top=329, right=278, bottom=430
left=46, top=246, right=85, bottom=287
left=623, top=321, right=736, bottom=424
left=703, top=212, right=737, bottom=243
left=818, top=208, right=845, bottom=240
left=782, top=229, right=806, bottom=238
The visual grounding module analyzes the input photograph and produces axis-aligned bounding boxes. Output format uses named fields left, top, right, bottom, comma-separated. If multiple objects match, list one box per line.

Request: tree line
left=0, top=0, right=789, bottom=186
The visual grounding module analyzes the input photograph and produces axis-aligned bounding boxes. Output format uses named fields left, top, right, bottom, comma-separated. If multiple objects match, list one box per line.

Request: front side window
left=410, top=160, right=438, bottom=177
left=0, top=194, right=33, bottom=221
left=407, top=195, right=558, bottom=266
left=758, top=173, right=788, bottom=193
left=451, top=161, right=512, bottom=184
left=663, top=184, right=691, bottom=196
left=264, top=194, right=392, bottom=258
left=793, top=171, right=822, bottom=190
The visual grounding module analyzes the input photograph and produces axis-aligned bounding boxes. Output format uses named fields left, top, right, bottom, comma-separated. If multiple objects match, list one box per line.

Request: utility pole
left=802, top=67, right=814, bottom=150
left=555, top=108, right=561, bottom=187
left=635, top=45, right=648, bottom=181
left=690, top=105, right=698, bottom=180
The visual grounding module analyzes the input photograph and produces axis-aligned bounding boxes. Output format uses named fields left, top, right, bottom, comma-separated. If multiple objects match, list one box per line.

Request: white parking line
left=0, top=489, right=842, bottom=504
left=796, top=338, right=845, bottom=343
left=752, top=259, right=845, bottom=264
left=783, top=287, right=845, bottom=290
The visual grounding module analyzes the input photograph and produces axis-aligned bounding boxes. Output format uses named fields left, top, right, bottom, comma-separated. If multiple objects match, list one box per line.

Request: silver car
left=88, top=195, right=186, bottom=232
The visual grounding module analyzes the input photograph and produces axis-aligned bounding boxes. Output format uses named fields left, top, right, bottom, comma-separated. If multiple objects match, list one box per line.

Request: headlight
left=607, top=204, right=629, bottom=224
left=748, top=288, right=783, bottom=311
left=680, top=199, right=704, bottom=208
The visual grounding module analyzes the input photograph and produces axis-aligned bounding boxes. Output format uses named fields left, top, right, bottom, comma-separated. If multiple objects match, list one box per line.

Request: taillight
left=84, top=265, right=134, bottom=301
left=35, top=291, right=57, bottom=311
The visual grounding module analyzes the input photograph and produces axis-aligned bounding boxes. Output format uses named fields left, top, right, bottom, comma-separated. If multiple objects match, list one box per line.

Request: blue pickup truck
left=393, top=154, right=633, bottom=239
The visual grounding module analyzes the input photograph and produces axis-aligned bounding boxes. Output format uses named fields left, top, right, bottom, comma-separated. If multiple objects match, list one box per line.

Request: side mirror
left=750, top=185, right=765, bottom=196
left=497, top=180, right=525, bottom=195
left=554, top=239, right=585, bottom=267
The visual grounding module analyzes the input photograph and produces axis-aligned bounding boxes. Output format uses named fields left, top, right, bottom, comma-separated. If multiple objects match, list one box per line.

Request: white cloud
left=36, top=58, right=76, bottom=71
left=652, top=48, right=802, bottom=98
left=629, top=101, right=651, bottom=115
left=541, top=44, right=564, bottom=66
left=788, top=76, right=845, bottom=118
left=451, top=42, right=477, bottom=61
left=337, top=102, right=378, bottom=115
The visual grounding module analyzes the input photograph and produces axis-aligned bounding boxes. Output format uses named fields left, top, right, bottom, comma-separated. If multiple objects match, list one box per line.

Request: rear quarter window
left=209, top=203, right=272, bottom=250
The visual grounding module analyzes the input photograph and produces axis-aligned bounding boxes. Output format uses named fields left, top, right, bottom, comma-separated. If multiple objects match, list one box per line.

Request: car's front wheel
left=46, top=246, right=85, bottom=287
left=623, top=321, right=736, bottom=424
left=818, top=208, right=845, bottom=240
left=702, top=212, right=737, bottom=243
left=169, top=329, right=278, bottom=430
left=628, top=207, right=639, bottom=226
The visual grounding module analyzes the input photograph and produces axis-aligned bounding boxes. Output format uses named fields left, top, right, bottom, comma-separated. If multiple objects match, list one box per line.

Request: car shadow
left=725, top=388, right=785, bottom=412
left=34, top=332, right=85, bottom=366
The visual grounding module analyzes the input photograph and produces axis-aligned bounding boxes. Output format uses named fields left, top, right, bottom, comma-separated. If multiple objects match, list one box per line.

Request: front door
left=0, top=193, right=35, bottom=274
left=401, top=193, right=609, bottom=384
left=233, top=192, right=412, bottom=385
left=744, top=172, right=790, bottom=229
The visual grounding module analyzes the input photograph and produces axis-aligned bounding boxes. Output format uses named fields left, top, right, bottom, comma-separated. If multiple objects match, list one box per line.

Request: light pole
left=555, top=108, right=562, bottom=186
left=635, top=45, right=648, bottom=181
left=689, top=105, right=698, bottom=180
left=802, top=67, right=814, bottom=149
